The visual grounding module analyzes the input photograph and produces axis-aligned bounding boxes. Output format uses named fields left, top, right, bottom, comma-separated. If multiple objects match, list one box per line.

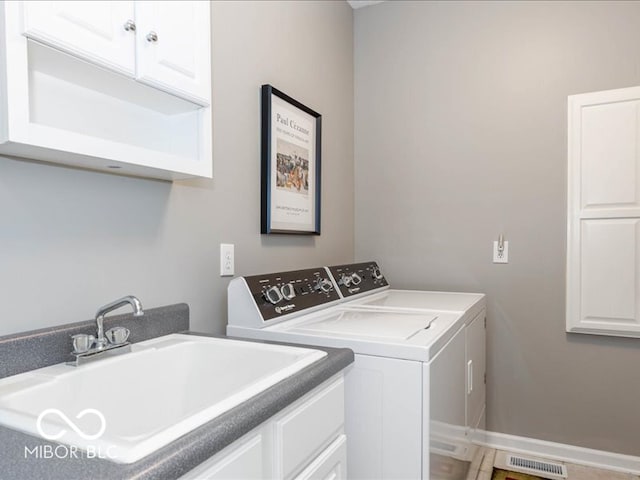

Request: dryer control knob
left=339, top=274, right=352, bottom=287
left=372, top=266, right=383, bottom=280
left=264, top=286, right=283, bottom=304
left=280, top=283, right=296, bottom=300
left=351, top=272, right=362, bottom=286
left=315, top=278, right=333, bottom=293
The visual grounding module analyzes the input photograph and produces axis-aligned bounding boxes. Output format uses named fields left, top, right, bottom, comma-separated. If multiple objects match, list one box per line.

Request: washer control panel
left=244, top=267, right=340, bottom=321
left=327, top=261, right=388, bottom=298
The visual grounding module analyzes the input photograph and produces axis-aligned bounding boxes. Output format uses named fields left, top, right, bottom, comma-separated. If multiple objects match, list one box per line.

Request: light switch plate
left=493, top=240, right=509, bottom=263
left=220, top=244, right=234, bottom=276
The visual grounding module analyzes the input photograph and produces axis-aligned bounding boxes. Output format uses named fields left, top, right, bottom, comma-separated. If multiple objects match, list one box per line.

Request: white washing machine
left=227, top=262, right=486, bottom=480
left=326, top=262, right=487, bottom=431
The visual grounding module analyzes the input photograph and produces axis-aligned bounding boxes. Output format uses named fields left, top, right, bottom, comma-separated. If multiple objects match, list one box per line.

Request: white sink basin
left=0, top=334, right=326, bottom=463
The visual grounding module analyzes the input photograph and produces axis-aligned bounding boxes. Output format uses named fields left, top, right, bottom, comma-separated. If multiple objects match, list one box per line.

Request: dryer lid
left=351, top=289, right=484, bottom=312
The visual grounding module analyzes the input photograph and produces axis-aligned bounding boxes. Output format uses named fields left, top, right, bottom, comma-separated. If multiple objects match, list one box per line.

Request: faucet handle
left=105, top=327, right=130, bottom=346
left=71, top=334, right=95, bottom=354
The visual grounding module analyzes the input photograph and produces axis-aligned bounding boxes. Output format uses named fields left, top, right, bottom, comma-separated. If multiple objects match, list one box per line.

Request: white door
left=22, top=1, right=136, bottom=76
left=465, top=313, right=485, bottom=431
left=567, top=86, right=640, bottom=337
left=134, top=1, right=211, bottom=106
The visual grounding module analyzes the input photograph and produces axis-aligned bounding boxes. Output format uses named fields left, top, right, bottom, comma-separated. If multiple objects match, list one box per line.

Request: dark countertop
left=0, top=331, right=354, bottom=480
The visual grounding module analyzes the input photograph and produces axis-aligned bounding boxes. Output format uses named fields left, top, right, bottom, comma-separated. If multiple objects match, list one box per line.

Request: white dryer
left=227, top=262, right=486, bottom=480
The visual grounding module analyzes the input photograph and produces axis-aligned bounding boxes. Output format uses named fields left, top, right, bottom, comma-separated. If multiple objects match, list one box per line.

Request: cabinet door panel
left=22, top=1, right=135, bottom=75
left=581, top=101, right=640, bottom=211
left=135, top=1, right=211, bottom=105
left=580, top=219, right=640, bottom=329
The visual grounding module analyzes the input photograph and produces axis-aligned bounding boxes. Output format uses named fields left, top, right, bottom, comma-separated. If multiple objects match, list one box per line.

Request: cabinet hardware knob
left=146, top=31, right=158, bottom=43
left=123, top=19, right=136, bottom=32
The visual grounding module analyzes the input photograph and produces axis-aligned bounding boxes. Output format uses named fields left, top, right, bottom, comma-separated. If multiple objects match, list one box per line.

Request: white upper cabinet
left=567, top=86, right=640, bottom=337
left=0, top=1, right=212, bottom=180
left=135, top=1, right=211, bottom=106
left=21, top=0, right=210, bottom=106
left=23, top=1, right=136, bottom=76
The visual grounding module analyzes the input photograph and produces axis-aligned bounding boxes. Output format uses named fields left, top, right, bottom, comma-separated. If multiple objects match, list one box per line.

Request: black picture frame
left=261, top=84, right=322, bottom=235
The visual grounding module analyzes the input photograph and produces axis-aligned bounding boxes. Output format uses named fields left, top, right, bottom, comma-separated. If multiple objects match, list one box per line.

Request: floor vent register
left=506, top=454, right=568, bottom=479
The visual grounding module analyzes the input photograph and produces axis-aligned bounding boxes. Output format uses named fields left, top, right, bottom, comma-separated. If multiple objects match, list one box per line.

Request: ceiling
left=347, top=1, right=385, bottom=9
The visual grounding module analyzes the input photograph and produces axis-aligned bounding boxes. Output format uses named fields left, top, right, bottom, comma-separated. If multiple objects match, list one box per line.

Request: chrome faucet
left=68, top=295, right=144, bottom=366
left=95, top=295, right=144, bottom=349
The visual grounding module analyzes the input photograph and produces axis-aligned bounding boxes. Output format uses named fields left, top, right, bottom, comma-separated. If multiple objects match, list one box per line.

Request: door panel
left=135, top=1, right=211, bottom=105
left=581, top=101, right=640, bottom=211
left=22, top=1, right=135, bottom=75
left=581, top=219, right=640, bottom=328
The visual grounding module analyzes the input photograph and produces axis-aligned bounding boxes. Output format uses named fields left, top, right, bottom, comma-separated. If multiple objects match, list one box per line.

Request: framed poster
left=261, top=84, right=321, bottom=234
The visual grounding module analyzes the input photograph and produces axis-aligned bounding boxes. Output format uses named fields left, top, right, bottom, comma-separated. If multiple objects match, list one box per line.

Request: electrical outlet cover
left=220, top=244, right=234, bottom=276
left=493, top=240, right=509, bottom=264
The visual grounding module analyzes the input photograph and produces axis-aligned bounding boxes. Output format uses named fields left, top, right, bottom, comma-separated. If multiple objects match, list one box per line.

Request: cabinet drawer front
left=180, top=432, right=263, bottom=480
left=277, top=377, right=345, bottom=480
left=294, top=435, right=347, bottom=480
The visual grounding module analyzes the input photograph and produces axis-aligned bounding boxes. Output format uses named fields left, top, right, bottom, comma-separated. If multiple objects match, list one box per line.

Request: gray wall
left=354, top=1, right=640, bottom=455
left=0, top=1, right=354, bottom=336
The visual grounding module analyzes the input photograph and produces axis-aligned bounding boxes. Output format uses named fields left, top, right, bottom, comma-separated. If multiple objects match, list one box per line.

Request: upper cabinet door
left=567, top=86, right=640, bottom=337
left=22, top=1, right=136, bottom=76
left=134, top=1, right=211, bottom=106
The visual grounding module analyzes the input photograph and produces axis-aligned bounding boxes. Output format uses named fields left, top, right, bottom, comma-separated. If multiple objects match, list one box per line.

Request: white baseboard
left=477, top=430, right=640, bottom=475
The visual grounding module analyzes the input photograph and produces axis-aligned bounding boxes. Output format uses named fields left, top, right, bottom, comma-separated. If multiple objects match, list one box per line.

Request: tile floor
left=471, top=448, right=639, bottom=480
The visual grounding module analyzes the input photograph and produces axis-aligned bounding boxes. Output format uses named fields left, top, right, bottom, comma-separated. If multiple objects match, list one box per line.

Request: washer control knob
left=350, top=272, right=362, bottom=286
left=315, top=278, right=333, bottom=293
left=280, top=283, right=296, bottom=300
left=339, top=274, right=352, bottom=287
left=372, top=266, right=383, bottom=280
left=264, top=286, right=283, bottom=304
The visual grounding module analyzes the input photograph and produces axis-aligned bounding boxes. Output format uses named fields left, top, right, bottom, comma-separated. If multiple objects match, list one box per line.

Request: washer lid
left=291, top=309, right=437, bottom=341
